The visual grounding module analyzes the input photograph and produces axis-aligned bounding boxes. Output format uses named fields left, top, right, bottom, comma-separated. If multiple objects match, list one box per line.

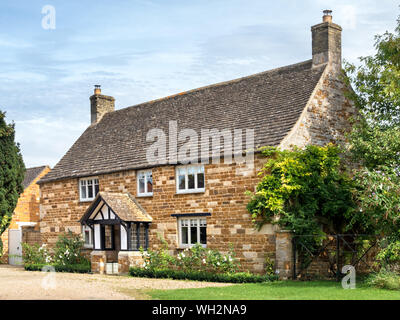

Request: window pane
left=188, top=174, right=195, bottom=189
left=147, top=173, right=153, bottom=193
left=178, top=175, right=186, bottom=190
left=131, top=225, right=138, bottom=249
left=197, top=173, right=204, bottom=189
left=139, top=224, right=146, bottom=249
left=181, top=226, right=188, bottom=244
left=139, top=178, right=145, bottom=194
left=85, top=230, right=91, bottom=244
left=81, top=185, right=87, bottom=199
left=105, top=225, right=112, bottom=249
left=190, top=226, right=198, bottom=244
left=200, top=226, right=207, bottom=244
left=88, top=183, right=93, bottom=198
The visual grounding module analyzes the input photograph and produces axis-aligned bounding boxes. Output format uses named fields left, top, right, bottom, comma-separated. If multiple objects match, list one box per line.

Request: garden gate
left=292, top=234, right=380, bottom=281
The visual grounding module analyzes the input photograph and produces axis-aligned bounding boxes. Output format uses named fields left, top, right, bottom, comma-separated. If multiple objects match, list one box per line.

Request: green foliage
left=0, top=111, right=25, bottom=257
left=53, top=231, right=89, bottom=266
left=129, top=267, right=277, bottom=283
left=348, top=121, right=400, bottom=169
left=141, top=241, right=239, bottom=274
left=246, top=144, right=357, bottom=237
left=350, top=167, right=400, bottom=239
left=365, top=270, right=400, bottom=290
left=264, top=254, right=275, bottom=277
left=343, top=15, right=400, bottom=127
left=24, top=263, right=91, bottom=273
left=344, top=14, right=400, bottom=271
left=22, top=231, right=89, bottom=268
left=343, top=14, right=400, bottom=168
left=22, top=243, right=53, bottom=265
left=376, top=240, right=400, bottom=271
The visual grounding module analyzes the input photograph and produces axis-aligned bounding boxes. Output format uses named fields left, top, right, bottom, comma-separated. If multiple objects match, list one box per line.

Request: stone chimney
left=90, top=85, right=115, bottom=124
left=311, top=10, right=342, bottom=70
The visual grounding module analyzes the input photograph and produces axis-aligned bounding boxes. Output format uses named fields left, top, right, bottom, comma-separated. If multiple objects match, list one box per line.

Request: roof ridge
left=106, top=59, right=314, bottom=117
left=26, top=165, right=48, bottom=170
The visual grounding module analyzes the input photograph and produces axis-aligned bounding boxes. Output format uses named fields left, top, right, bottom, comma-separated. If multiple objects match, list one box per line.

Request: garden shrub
left=24, top=263, right=91, bottom=273
left=129, top=267, right=277, bottom=283
left=22, top=243, right=52, bottom=265
left=365, top=270, right=400, bottom=290
left=22, top=231, right=90, bottom=272
left=53, top=231, right=89, bottom=266
left=141, top=241, right=239, bottom=274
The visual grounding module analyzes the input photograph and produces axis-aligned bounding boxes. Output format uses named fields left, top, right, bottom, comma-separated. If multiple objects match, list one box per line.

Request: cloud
left=14, top=117, right=87, bottom=167
left=338, top=5, right=357, bottom=30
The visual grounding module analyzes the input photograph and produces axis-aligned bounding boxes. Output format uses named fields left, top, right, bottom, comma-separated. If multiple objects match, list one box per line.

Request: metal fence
left=292, top=234, right=381, bottom=281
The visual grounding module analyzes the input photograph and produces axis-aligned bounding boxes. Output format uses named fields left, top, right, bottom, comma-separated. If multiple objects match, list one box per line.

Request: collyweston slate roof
left=23, top=166, right=48, bottom=189
left=39, top=60, right=326, bottom=184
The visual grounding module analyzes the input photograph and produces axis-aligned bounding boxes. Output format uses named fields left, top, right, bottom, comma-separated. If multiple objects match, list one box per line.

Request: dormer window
left=79, top=177, right=99, bottom=202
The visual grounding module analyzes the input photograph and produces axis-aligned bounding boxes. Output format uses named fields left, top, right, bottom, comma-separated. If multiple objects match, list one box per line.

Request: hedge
left=129, top=267, right=278, bottom=283
left=24, top=263, right=91, bottom=273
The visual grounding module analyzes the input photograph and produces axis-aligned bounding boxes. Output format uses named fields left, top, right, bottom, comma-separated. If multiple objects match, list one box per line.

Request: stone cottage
left=37, top=12, right=356, bottom=276
left=1, top=166, right=50, bottom=265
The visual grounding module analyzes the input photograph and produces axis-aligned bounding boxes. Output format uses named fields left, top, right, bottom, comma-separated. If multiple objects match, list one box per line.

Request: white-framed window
left=137, top=170, right=153, bottom=196
left=176, top=165, right=205, bottom=194
left=82, top=225, right=93, bottom=248
left=79, top=177, right=99, bottom=202
left=178, top=218, right=207, bottom=248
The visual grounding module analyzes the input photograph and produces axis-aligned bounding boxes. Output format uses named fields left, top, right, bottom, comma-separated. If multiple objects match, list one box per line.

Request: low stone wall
left=91, top=251, right=107, bottom=274
left=118, top=251, right=144, bottom=274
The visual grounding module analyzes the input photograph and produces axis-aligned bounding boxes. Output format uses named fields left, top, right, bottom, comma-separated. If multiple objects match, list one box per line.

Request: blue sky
left=0, top=0, right=398, bottom=168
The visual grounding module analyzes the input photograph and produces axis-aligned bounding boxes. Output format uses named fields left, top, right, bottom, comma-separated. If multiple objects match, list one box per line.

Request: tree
left=0, top=111, right=25, bottom=258
left=344, top=13, right=400, bottom=268
left=344, top=14, right=400, bottom=168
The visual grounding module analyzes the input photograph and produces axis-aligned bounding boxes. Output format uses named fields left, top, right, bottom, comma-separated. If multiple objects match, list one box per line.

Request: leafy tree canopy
left=344, top=16, right=400, bottom=128
left=344, top=15, right=400, bottom=169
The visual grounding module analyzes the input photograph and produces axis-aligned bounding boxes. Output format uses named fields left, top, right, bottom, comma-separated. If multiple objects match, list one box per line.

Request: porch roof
left=80, top=192, right=152, bottom=224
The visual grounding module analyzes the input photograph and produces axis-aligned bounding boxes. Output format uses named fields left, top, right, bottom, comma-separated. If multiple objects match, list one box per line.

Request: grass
left=147, top=280, right=400, bottom=300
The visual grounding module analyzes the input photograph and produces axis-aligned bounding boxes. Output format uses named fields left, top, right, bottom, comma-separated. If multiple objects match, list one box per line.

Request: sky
left=0, top=0, right=398, bottom=168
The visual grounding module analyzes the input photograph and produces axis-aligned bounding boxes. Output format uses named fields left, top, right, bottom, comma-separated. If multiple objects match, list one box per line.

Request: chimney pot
left=323, top=10, right=333, bottom=23
left=94, top=84, right=101, bottom=95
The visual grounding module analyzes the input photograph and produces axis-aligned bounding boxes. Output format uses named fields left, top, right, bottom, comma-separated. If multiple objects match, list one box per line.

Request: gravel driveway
left=0, top=265, right=230, bottom=300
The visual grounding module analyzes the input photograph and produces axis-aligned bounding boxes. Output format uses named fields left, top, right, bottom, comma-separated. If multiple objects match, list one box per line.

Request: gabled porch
left=80, top=192, right=152, bottom=274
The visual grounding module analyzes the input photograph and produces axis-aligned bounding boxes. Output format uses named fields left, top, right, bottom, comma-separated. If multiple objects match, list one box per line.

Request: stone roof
left=80, top=192, right=152, bottom=223
left=39, top=60, right=326, bottom=184
left=23, top=166, right=48, bottom=189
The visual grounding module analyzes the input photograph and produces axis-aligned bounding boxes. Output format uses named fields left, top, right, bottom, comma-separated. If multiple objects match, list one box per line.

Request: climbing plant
left=246, top=144, right=358, bottom=255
